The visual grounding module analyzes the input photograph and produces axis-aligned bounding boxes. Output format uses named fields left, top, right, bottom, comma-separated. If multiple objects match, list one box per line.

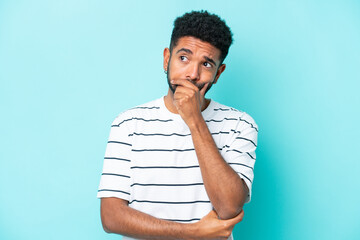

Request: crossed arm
left=101, top=80, right=249, bottom=239
left=171, top=79, right=249, bottom=220
left=188, top=113, right=249, bottom=220
left=101, top=198, right=244, bottom=239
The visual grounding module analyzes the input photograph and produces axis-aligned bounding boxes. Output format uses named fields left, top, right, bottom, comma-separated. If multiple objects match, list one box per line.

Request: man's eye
left=180, top=56, right=188, bottom=61
left=203, top=62, right=212, bottom=68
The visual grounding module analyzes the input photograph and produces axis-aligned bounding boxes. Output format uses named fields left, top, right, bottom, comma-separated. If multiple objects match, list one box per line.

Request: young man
left=97, top=10, right=258, bottom=240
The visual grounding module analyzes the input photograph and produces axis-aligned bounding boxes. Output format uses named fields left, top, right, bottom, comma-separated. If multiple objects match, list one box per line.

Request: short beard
left=167, top=68, right=177, bottom=94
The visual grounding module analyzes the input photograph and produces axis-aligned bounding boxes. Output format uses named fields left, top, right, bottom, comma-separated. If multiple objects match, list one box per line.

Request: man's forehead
left=173, top=36, right=221, bottom=62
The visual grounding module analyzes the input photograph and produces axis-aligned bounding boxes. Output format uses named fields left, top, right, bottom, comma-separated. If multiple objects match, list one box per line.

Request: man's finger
left=173, top=86, right=193, bottom=95
left=207, top=209, right=218, bottom=218
left=171, top=79, right=198, bottom=91
left=173, top=92, right=187, bottom=101
left=225, top=209, right=244, bottom=225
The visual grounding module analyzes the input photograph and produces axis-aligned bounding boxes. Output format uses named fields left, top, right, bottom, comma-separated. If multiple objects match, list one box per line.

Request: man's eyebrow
left=176, top=48, right=193, bottom=54
left=204, top=56, right=217, bottom=67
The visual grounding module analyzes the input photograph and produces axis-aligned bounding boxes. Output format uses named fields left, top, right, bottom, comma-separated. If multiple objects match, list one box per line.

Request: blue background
left=1, top=0, right=359, bottom=239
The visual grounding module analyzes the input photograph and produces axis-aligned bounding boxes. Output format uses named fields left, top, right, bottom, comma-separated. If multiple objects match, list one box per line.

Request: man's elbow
left=217, top=184, right=248, bottom=219
left=217, top=205, right=243, bottom=220
left=100, top=202, right=117, bottom=234
left=101, top=212, right=114, bottom=233
left=102, top=224, right=111, bottom=233
left=100, top=197, right=129, bottom=234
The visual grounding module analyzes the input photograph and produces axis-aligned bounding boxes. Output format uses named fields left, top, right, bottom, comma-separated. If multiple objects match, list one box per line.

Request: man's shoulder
left=211, top=101, right=244, bottom=114
left=128, top=98, right=163, bottom=111
left=111, top=98, right=163, bottom=125
left=210, top=100, right=258, bottom=130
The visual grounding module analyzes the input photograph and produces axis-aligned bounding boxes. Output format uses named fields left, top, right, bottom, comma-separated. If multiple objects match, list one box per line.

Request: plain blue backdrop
left=1, top=0, right=359, bottom=239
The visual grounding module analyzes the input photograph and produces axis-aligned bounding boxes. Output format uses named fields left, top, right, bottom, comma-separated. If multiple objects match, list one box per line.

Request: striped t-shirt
left=97, top=97, right=258, bottom=239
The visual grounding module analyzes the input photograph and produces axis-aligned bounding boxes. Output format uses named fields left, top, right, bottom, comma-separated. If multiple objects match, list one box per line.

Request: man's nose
left=186, top=63, right=200, bottom=81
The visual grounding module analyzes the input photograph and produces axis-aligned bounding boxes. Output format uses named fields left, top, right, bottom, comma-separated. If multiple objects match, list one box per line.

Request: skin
left=101, top=198, right=244, bottom=240
left=101, top=36, right=249, bottom=239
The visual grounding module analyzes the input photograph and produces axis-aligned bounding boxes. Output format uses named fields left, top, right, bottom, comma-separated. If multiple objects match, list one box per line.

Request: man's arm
left=189, top=118, right=248, bottom=219
left=172, top=79, right=249, bottom=220
left=101, top=197, right=244, bottom=240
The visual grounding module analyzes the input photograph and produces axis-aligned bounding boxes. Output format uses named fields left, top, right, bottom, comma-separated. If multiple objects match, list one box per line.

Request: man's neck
left=164, top=88, right=210, bottom=114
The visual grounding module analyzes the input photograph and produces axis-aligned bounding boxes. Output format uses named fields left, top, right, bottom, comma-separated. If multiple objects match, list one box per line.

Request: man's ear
left=163, top=48, right=170, bottom=71
left=213, top=64, right=226, bottom=84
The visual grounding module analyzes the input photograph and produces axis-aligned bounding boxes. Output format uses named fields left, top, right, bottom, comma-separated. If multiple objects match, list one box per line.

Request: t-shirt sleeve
left=222, top=112, right=258, bottom=203
left=97, top=114, right=133, bottom=201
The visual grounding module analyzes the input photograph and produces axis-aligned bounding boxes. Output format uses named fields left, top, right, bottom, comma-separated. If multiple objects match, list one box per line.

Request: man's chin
left=200, top=82, right=213, bottom=94
left=196, top=83, right=205, bottom=91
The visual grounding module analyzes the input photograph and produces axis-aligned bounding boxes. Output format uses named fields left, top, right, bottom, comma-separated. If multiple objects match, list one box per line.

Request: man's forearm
left=101, top=197, right=242, bottom=239
left=188, top=117, right=248, bottom=220
left=101, top=198, right=196, bottom=240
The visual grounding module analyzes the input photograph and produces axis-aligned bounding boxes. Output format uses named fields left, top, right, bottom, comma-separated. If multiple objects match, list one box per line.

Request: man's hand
left=171, top=79, right=209, bottom=127
left=192, top=209, right=244, bottom=240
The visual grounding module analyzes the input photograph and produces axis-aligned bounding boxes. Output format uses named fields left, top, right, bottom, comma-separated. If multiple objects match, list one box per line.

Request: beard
left=166, top=65, right=214, bottom=94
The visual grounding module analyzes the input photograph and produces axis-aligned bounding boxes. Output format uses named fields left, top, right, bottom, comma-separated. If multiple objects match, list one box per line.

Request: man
left=97, top=10, right=258, bottom=240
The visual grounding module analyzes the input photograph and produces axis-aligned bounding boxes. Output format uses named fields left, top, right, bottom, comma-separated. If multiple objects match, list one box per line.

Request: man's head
left=170, top=10, right=233, bottom=65
left=164, top=11, right=233, bottom=94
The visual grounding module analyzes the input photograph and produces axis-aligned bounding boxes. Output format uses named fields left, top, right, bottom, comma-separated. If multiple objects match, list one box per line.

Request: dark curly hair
left=170, top=10, right=233, bottom=64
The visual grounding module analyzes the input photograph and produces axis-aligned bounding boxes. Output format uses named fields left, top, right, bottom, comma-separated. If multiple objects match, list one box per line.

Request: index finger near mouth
left=171, top=79, right=198, bottom=90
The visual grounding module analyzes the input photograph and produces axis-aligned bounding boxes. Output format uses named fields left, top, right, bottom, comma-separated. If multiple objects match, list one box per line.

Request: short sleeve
left=222, top=113, right=258, bottom=203
left=97, top=114, right=133, bottom=201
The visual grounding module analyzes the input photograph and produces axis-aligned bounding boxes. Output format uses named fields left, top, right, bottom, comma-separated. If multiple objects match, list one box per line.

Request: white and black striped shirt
left=98, top=97, right=258, bottom=239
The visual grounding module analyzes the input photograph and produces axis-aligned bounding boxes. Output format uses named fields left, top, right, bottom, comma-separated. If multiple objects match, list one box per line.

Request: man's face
left=164, top=36, right=225, bottom=94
